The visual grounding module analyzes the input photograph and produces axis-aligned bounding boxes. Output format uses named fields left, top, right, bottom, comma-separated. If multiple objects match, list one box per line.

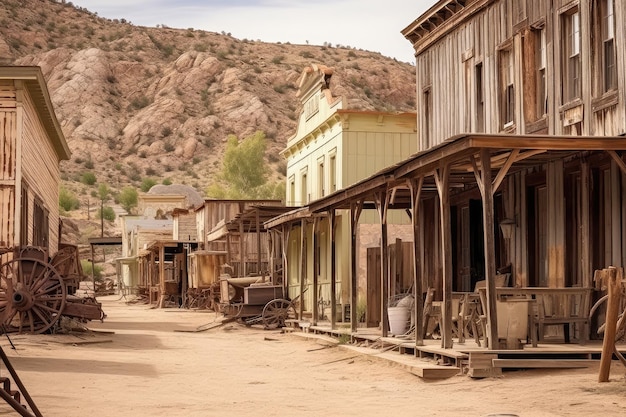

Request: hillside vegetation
left=0, top=0, right=416, bottom=214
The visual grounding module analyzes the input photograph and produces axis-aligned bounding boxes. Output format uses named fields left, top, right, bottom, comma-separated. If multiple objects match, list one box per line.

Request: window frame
left=561, top=7, right=582, bottom=104
left=498, top=43, right=515, bottom=130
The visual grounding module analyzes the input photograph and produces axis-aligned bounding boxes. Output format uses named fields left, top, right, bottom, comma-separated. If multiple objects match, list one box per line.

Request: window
left=20, top=184, right=29, bottom=246
left=535, top=27, right=547, bottom=116
left=602, top=0, right=616, bottom=92
left=301, top=170, right=308, bottom=205
left=32, top=197, right=49, bottom=249
left=499, top=48, right=515, bottom=128
left=423, top=87, right=432, bottom=146
left=289, top=176, right=295, bottom=206
left=596, top=0, right=617, bottom=93
left=475, top=63, right=484, bottom=131
left=562, top=8, right=581, bottom=103
left=329, top=153, right=337, bottom=193
left=317, top=157, right=325, bottom=198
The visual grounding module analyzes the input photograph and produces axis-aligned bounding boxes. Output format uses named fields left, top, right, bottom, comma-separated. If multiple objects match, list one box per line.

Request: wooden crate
left=244, top=285, right=284, bottom=305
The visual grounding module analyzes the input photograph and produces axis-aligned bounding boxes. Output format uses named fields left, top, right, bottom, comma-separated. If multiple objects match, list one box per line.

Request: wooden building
left=0, top=66, right=70, bottom=259
left=265, top=0, right=626, bottom=352
left=196, top=199, right=283, bottom=277
left=399, top=0, right=626, bottom=347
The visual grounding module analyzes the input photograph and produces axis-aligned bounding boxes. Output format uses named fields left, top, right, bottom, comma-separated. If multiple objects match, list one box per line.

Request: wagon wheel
left=262, top=299, right=295, bottom=329
left=0, top=257, right=67, bottom=334
left=589, top=294, right=626, bottom=340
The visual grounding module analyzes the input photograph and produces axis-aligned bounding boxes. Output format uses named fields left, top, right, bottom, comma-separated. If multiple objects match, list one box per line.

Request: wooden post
left=282, top=224, right=291, bottom=297
left=312, top=217, right=319, bottom=325
left=434, top=165, right=453, bottom=349
left=375, top=190, right=390, bottom=337
left=330, top=209, right=337, bottom=330
left=481, top=149, right=498, bottom=350
left=598, top=267, right=621, bottom=382
left=350, top=201, right=363, bottom=333
left=299, top=219, right=307, bottom=321
left=239, top=216, right=245, bottom=276
left=471, top=150, right=499, bottom=349
left=158, top=244, right=165, bottom=308
left=409, top=177, right=424, bottom=346
left=256, top=209, right=261, bottom=274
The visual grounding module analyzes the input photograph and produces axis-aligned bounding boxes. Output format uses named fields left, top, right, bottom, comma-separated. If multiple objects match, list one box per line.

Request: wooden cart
left=0, top=245, right=105, bottom=334
left=218, top=275, right=296, bottom=329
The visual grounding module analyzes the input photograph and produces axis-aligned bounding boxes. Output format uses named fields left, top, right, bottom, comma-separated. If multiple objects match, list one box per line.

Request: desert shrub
left=59, top=186, right=80, bottom=212
left=80, top=172, right=97, bottom=185
left=140, top=178, right=157, bottom=192
left=98, top=206, right=116, bottom=221
left=81, top=260, right=103, bottom=281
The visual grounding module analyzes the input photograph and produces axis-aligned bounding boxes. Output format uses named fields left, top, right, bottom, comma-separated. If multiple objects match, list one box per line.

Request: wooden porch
left=287, top=322, right=626, bottom=379
left=267, top=133, right=626, bottom=354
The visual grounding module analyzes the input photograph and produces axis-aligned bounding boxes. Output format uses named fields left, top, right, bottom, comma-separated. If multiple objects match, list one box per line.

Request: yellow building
left=268, top=64, right=417, bottom=323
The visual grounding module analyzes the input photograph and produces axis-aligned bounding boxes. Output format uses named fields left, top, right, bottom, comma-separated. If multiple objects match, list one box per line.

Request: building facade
left=0, top=66, right=70, bottom=258
left=271, top=64, right=418, bottom=320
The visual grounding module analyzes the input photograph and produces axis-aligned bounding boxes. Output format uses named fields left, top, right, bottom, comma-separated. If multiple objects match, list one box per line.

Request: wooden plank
left=468, top=352, right=497, bottom=369
left=493, top=359, right=594, bottom=369
left=412, top=367, right=461, bottom=379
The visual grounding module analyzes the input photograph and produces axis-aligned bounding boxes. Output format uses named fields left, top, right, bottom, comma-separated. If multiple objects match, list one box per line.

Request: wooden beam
left=256, top=209, right=261, bottom=274
left=434, top=164, right=453, bottom=349
left=607, top=150, right=626, bottom=176
left=599, top=267, right=622, bottom=382
left=492, top=149, right=519, bottom=192
left=350, top=201, right=364, bottom=332
left=409, top=177, right=425, bottom=346
left=312, top=217, right=319, bottom=325
left=330, top=209, right=337, bottom=330
left=239, top=217, right=245, bottom=276
left=299, top=218, right=306, bottom=321
left=477, top=148, right=499, bottom=349
left=375, top=190, right=391, bottom=337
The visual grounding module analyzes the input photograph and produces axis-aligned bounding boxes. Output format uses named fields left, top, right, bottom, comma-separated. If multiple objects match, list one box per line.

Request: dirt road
left=0, top=296, right=624, bottom=417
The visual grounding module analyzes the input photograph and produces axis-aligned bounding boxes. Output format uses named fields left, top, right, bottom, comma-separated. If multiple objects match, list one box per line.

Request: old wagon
left=217, top=275, right=296, bottom=329
left=0, top=245, right=105, bottom=334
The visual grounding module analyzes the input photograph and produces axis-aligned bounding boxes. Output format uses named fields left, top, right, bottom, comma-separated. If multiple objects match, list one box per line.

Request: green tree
left=208, top=131, right=282, bottom=199
left=59, top=186, right=80, bottom=212
left=118, top=186, right=138, bottom=213
left=98, top=183, right=110, bottom=201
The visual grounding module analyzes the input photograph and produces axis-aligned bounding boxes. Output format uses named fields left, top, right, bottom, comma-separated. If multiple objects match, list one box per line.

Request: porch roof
left=307, top=133, right=626, bottom=212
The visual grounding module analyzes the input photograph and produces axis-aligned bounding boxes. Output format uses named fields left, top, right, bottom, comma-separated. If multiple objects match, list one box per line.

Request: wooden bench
left=492, top=287, right=593, bottom=346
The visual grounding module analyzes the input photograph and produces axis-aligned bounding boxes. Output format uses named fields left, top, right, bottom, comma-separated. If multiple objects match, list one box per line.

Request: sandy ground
left=0, top=295, right=625, bottom=417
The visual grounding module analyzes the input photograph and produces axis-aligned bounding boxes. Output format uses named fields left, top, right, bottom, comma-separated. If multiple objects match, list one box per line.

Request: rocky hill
left=1, top=0, right=416, bottom=214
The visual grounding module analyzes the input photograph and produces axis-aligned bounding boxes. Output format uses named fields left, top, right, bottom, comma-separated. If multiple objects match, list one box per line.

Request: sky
left=71, top=0, right=436, bottom=63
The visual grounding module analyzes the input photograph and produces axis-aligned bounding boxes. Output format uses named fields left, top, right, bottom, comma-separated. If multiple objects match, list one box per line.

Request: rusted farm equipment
left=217, top=275, right=297, bottom=329
left=0, top=245, right=105, bottom=334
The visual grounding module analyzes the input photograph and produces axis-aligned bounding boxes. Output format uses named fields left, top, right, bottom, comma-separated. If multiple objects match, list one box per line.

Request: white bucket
left=388, top=306, right=409, bottom=335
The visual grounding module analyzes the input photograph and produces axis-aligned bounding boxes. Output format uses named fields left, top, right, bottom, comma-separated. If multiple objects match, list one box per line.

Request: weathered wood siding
left=174, top=212, right=197, bottom=241
left=415, top=0, right=626, bottom=147
left=416, top=1, right=511, bottom=148
left=20, top=82, right=61, bottom=255
left=0, top=81, right=17, bottom=248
